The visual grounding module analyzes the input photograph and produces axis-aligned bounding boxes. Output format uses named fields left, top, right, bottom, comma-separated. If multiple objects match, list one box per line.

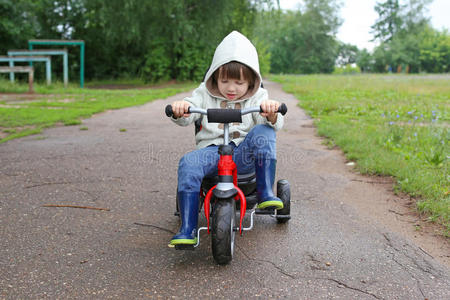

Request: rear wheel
left=211, top=199, right=236, bottom=265
left=276, top=179, right=291, bottom=223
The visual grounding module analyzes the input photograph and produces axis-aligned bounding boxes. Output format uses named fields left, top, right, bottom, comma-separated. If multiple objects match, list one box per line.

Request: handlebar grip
left=165, top=105, right=192, bottom=118
left=259, top=103, right=288, bottom=116
left=165, top=105, right=173, bottom=117
left=278, top=103, right=288, bottom=115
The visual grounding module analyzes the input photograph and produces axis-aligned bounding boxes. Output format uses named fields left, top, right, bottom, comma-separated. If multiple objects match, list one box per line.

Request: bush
left=253, top=37, right=272, bottom=77
left=141, top=42, right=172, bottom=83
left=333, top=65, right=361, bottom=75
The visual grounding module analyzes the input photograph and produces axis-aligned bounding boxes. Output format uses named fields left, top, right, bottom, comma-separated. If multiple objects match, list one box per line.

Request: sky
left=279, top=0, right=450, bottom=51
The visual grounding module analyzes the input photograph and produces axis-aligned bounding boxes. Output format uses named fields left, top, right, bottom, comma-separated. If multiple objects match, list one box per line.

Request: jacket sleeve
left=251, top=88, right=284, bottom=131
left=170, top=85, right=204, bottom=126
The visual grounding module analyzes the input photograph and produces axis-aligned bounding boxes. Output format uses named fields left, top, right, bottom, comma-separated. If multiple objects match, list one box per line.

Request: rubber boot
left=255, top=158, right=284, bottom=210
left=170, top=192, right=199, bottom=245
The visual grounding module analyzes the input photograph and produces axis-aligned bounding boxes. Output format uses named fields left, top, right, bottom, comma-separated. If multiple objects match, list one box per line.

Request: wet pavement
left=1, top=81, right=449, bottom=299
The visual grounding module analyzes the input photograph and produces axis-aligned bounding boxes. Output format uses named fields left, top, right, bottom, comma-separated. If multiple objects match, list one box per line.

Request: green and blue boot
left=256, top=158, right=284, bottom=210
left=170, top=192, right=199, bottom=245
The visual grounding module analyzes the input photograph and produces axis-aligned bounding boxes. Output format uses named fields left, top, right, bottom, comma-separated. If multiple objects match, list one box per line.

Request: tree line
left=0, top=0, right=448, bottom=83
left=359, top=0, right=449, bottom=73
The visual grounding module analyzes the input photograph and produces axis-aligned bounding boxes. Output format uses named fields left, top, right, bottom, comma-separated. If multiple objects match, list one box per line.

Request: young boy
left=169, top=31, right=284, bottom=245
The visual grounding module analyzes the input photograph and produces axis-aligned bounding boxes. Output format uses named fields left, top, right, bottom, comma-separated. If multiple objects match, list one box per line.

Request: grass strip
left=0, top=79, right=196, bottom=143
left=271, top=74, right=449, bottom=234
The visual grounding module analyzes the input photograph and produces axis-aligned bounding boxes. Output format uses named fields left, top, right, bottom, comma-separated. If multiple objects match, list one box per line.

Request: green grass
left=271, top=74, right=449, bottom=234
left=0, top=77, right=180, bottom=93
left=86, top=77, right=148, bottom=86
left=0, top=79, right=196, bottom=143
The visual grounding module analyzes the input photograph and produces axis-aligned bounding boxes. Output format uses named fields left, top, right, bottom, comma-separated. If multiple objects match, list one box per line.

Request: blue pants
left=178, top=125, right=276, bottom=192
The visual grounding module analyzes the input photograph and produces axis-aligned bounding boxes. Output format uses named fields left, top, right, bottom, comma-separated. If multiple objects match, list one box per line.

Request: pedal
left=276, top=215, right=291, bottom=220
left=255, top=208, right=276, bottom=215
left=174, top=244, right=195, bottom=251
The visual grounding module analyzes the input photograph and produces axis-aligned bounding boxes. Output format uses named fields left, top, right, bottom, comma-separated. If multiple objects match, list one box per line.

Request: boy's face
left=217, top=68, right=249, bottom=101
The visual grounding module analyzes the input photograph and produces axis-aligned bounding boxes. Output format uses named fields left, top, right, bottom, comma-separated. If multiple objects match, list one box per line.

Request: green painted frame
left=29, top=40, right=85, bottom=88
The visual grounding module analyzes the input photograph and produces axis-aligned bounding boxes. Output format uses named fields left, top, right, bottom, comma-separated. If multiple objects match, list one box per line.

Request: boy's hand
left=260, top=99, right=280, bottom=124
left=172, top=100, right=191, bottom=118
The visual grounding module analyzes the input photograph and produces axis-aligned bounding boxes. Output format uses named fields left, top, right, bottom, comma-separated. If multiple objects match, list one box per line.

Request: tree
left=336, top=43, right=359, bottom=67
left=390, top=33, right=421, bottom=72
left=261, top=0, right=343, bottom=74
left=418, top=26, right=450, bottom=73
left=401, top=0, right=433, bottom=34
left=356, top=49, right=374, bottom=72
left=371, top=0, right=403, bottom=43
left=0, top=0, right=38, bottom=54
left=295, top=0, right=342, bottom=73
left=1, top=0, right=276, bottom=81
left=371, top=0, right=436, bottom=73
left=372, top=43, right=392, bottom=72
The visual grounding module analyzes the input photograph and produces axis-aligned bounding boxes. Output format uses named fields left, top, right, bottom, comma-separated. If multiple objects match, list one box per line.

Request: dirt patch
left=0, top=125, right=39, bottom=141
left=0, top=104, right=24, bottom=108
left=55, top=98, right=75, bottom=103
left=0, top=104, right=64, bottom=110
left=0, top=95, right=77, bottom=109
left=0, top=93, right=41, bottom=102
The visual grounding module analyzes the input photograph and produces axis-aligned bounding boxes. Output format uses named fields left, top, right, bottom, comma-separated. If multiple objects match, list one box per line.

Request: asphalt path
left=1, top=81, right=449, bottom=299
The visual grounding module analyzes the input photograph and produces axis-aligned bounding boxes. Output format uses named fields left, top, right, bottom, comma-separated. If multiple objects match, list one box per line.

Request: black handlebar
left=273, top=103, right=288, bottom=116
left=165, top=103, right=288, bottom=119
left=165, top=105, right=175, bottom=118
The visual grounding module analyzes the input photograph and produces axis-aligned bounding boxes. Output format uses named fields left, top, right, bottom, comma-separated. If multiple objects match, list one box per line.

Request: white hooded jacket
left=171, top=31, right=284, bottom=149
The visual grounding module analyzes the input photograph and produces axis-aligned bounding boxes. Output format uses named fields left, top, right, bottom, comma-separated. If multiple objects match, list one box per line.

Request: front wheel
left=211, top=198, right=236, bottom=265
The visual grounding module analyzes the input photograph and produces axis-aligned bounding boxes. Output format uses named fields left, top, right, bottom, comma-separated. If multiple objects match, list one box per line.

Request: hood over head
left=204, top=31, right=261, bottom=100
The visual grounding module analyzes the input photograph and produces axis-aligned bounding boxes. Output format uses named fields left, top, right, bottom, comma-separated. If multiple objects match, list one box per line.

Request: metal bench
left=0, top=66, right=34, bottom=92
left=8, top=49, right=68, bottom=86
left=0, top=56, right=51, bottom=85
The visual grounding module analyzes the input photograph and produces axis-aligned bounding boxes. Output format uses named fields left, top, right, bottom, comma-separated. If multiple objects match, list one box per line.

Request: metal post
left=29, top=43, right=33, bottom=67
left=29, top=68, right=34, bottom=93
left=46, top=59, right=51, bottom=85
left=80, top=43, right=85, bottom=88
left=224, top=123, right=230, bottom=145
left=9, top=59, right=14, bottom=82
left=63, top=51, right=68, bottom=87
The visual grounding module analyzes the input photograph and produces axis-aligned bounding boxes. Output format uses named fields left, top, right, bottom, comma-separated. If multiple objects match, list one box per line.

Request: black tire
left=276, top=179, right=291, bottom=223
left=211, top=199, right=236, bottom=265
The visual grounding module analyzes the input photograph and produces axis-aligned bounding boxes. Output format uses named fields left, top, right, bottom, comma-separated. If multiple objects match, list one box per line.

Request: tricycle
left=165, top=104, right=291, bottom=265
